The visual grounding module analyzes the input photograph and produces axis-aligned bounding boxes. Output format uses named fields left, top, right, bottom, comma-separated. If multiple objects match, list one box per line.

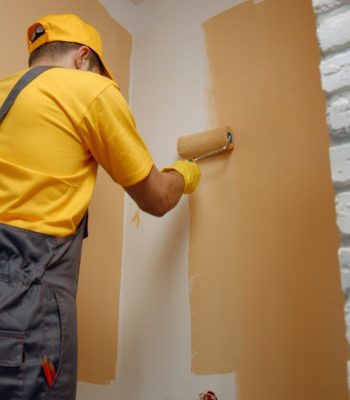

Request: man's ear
left=74, top=46, right=90, bottom=70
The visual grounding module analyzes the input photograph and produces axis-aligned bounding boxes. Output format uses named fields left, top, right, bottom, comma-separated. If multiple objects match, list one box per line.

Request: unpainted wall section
left=0, top=0, right=132, bottom=385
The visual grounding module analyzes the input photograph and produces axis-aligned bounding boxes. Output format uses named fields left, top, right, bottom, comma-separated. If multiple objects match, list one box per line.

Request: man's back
left=0, top=67, right=153, bottom=236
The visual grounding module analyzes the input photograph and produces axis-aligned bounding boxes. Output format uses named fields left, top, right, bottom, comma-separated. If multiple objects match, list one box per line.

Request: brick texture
left=340, top=248, right=350, bottom=295
left=312, top=0, right=350, bottom=390
left=336, top=192, right=350, bottom=235
left=320, top=50, right=350, bottom=94
left=328, top=93, right=350, bottom=137
left=330, top=144, right=350, bottom=185
left=314, top=0, right=350, bottom=14
left=317, top=7, right=350, bottom=54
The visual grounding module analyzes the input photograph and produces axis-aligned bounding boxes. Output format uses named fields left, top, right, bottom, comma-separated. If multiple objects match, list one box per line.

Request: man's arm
left=124, top=160, right=201, bottom=217
left=80, top=85, right=201, bottom=211
left=124, top=166, right=184, bottom=216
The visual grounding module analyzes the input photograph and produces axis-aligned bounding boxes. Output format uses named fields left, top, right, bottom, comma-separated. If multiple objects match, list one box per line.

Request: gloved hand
left=162, top=160, right=201, bottom=194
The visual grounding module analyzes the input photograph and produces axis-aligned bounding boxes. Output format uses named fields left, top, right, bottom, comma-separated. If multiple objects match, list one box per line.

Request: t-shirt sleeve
left=81, top=84, right=154, bottom=187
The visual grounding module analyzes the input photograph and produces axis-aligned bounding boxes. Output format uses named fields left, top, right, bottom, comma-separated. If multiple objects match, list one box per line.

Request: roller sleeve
left=177, top=126, right=234, bottom=160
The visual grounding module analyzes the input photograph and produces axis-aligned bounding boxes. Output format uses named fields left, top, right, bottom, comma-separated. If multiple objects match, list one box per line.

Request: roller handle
left=191, top=131, right=234, bottom=162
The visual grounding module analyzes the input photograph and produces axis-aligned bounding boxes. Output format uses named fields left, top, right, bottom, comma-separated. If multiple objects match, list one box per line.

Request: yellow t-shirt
left=0, top=67, right=154, bottom=236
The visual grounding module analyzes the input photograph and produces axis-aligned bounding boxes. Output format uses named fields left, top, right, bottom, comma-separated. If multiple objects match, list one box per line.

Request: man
left=0, top=14, right=200, bottom=400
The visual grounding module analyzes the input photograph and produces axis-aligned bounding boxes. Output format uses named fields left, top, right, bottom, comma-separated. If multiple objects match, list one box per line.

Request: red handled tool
left=41, top=354, right=56, bottom=386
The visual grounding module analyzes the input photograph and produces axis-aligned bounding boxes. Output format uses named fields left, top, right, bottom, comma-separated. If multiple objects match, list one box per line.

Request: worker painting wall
left=0, top=0, right=133, bottom=385
left=1, top=0, right=348, bottom=399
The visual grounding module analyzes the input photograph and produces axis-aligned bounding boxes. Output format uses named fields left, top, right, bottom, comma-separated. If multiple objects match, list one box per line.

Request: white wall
left=312, top=0, right=350, bottom=391
left=78, top=0, right=243, bottom=399
left=99, top=0, right=140, bottom=34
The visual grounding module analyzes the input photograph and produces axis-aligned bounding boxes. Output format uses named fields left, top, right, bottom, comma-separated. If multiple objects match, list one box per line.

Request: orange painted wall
left=0, top=0, right=132, bottom=384
left=189, top=0, right=349, bottom=399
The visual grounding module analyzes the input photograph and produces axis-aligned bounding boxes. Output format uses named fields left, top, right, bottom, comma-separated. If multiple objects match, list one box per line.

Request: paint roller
left=177, top=126, right=235, bottom=161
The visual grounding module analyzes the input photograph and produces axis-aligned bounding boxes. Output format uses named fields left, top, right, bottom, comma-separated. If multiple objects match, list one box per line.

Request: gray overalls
left=0, top=67, right=87, bottom=400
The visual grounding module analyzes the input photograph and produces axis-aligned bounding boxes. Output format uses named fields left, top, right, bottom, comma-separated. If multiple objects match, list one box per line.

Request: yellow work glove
left=162, top=160, right=201, bottom=194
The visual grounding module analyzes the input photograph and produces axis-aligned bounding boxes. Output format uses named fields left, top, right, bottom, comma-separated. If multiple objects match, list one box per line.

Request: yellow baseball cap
left=27, top=14, right=114, bottom=80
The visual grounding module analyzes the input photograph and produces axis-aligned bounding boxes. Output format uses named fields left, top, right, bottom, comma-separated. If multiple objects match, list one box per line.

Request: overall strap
left=0, top=66, right=54, bottom=123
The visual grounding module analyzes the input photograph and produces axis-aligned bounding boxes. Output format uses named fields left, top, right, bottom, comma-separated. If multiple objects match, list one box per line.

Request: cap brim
left=101, top=62, right=114, bottom=81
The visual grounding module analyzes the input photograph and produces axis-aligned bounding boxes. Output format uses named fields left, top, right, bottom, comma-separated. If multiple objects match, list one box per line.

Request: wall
left=0, top=0, right=133, bottom=386
left=312, top=0, right=350, bottom=391
left=101, top=0, right=347, bottom=399
left=193, top=1, right=348, bottom=399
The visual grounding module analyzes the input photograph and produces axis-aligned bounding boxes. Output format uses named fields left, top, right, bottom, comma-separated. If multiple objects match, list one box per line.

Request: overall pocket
left=0, top=330, right=25, bottom=400
left=45, top=289, right=77, bottom=400
left=41, top=285, right=62, bottom=386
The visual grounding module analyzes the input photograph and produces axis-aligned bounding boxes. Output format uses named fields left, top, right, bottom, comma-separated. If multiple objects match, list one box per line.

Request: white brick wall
left=336, top=192, right=350, bottom=235
left=314, top=0, right=350, bottom=14
left=312, top=0, right=350, bottom=390
left=339, top=248, right=350, bottom=295
left=318, top=9, right=350, bottom=53
left=320, top=50, right=350, bottom=94
left=330, top=144, right=350, bottom=184
left=328, top=94, right=350, bottom=137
